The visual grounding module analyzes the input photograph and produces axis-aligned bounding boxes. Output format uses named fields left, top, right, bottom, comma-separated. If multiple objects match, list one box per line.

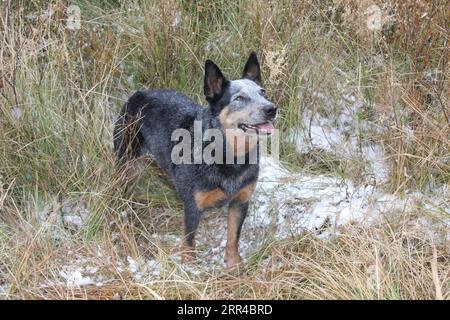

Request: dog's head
left=204, top=52, right=277, bottom=136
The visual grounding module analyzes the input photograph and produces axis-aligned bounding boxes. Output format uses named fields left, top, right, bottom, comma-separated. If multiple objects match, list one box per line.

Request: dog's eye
left=260, top=89, right=266, bottom=97
left=235, top=95, right=245, bottom=102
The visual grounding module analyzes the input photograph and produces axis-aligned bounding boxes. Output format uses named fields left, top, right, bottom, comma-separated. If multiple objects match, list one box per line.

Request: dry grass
left=0, top=0, right=448, bottom=299
left=1, top=209, right=448, bottom=300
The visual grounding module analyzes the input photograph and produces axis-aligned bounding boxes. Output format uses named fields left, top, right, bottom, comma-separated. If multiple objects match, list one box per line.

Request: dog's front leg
left=181, top=201, right=201, bottom=262
left=225, top=200, right=249, bottom=268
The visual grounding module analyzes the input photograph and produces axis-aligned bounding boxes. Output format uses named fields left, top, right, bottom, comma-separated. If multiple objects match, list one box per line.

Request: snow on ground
left=0, top=284, right=9, bottom=299
left=292, top=90, right=390, bottom=184
left=29, top=149, right=447, bottom=287
left=61, top=201, right=89, bottom=228
left=35, top=198, right=89, bottom=243
left=28, top=155, right=447, bottom=289
left=59, top=266, right=99, bottom=287
left=194, top=156, right=422, bottom=268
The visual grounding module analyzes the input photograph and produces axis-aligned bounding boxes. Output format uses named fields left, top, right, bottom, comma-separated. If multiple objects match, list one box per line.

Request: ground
left=0, top=0, right=448, bottom=300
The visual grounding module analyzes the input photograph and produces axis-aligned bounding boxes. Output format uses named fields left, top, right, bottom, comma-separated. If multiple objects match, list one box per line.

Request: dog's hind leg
left=180, top=202, right=201, bottom=262
left=225, top=200, right=249, bottom=268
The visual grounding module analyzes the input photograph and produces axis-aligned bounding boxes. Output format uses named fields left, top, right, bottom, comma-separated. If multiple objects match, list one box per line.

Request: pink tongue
left=255, top=123, right=275, bottom=134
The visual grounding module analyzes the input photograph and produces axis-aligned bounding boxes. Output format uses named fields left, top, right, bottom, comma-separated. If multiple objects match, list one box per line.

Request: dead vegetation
left=0, top=0, right=448, bottom=299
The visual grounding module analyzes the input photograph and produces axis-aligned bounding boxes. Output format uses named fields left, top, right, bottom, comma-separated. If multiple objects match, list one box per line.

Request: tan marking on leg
left=225, top=182, right=256, bottom=268
left=234, top=182, right=257, bottom=203
left=194, top=188, right=228, bottom=210
left=225, top=204, right=242, bottom=268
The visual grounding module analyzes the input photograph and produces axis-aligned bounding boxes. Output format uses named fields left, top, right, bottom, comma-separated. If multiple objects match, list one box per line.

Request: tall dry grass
left=0, top=0, right=448, bottom=299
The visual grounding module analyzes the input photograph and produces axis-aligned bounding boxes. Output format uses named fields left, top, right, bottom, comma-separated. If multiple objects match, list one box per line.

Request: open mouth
left=238, top=122, right=275, bottom=135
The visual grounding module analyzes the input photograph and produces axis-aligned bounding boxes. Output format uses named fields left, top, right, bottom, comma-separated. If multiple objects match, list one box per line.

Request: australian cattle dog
left=113, top=52, right=277, bottom=268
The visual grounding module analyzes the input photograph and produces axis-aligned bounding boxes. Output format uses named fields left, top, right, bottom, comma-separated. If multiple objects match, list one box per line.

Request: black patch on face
left=209, top=85, right=232, bottom=116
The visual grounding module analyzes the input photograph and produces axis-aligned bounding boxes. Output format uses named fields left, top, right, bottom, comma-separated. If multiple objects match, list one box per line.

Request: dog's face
left=204, top=52, right=277, bottom=136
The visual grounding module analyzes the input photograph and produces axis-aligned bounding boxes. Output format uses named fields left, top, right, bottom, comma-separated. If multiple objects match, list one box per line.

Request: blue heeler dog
left=113, top=52, right=277, bottom=268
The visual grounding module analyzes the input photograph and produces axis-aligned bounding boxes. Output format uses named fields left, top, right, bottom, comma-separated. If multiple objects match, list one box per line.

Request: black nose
left=263, top=105, right=277, bottom=118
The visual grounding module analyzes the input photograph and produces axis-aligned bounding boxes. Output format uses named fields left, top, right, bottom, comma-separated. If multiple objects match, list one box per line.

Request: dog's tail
left=113, top=91, right=146, bottom=167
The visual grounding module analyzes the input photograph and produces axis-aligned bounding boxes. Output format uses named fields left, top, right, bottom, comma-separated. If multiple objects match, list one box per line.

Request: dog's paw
left=224, top=253, right=242, bottom=269
left=180, top=246, right=196, bottom=264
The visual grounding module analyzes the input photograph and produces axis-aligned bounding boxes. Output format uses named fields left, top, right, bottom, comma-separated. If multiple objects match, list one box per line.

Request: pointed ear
left=242, top=52, right=261, bottom=84
left=204, top=60, right=227, bottom=103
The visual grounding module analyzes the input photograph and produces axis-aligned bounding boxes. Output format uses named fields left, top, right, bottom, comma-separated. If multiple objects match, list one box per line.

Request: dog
left=113, top=52, right=277, bottom=268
